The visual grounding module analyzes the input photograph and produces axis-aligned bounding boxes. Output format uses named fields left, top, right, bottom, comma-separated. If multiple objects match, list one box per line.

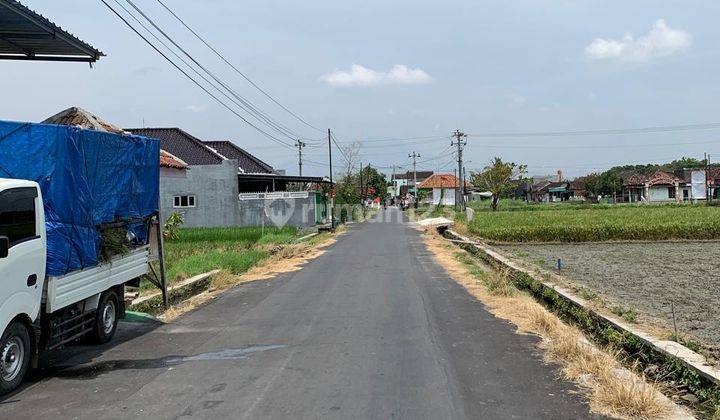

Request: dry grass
left=423, top=231, right=681, bottom=419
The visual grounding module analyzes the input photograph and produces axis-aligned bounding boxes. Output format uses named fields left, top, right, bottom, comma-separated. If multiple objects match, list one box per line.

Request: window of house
left=683, top=189, right=689, bottom=200
left=0, top=187, right=37, bottom=246
left=173, top=195, right=196, bottom=208
left=667, top=187, right=676, bottom=199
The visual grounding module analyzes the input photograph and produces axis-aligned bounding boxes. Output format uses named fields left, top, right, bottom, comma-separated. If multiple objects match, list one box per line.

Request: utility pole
left=705, top=152, right=711, bottom=203
left=451, top=129, right=467, bottom=211
left=408, top=152, right=420, bottom=201
left=392, top=164, right=396, bottom=198
left=463, top=165, right=467, bottom=207
left=360, top=160, right=364, bottom=217
left=328, top=129, right=334, bottom=229
left=295, top=140, right=306, bottom=176
left=453, top=168, right=458, bottom=210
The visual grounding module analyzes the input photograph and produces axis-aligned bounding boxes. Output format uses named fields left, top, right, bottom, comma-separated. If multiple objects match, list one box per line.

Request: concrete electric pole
left=295, top=140, right=306, bottom=176
left=408, top=152, right=420, bottom=200
left=451, top=129, right=467, bottom=211
left=328, top=129, right=334, bottom=229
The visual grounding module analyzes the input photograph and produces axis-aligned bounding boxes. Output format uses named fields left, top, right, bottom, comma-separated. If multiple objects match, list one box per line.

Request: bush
left=163, top=212, right=185, bottom=240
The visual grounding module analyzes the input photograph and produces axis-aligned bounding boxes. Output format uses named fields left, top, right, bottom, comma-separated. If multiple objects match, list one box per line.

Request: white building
left=418, top=173, right=464, bottom=206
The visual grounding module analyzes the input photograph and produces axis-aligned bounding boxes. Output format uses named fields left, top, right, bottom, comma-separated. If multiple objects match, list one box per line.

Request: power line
left=330, top=132, right=352, bottom=165
left=467, top=122, right=720, bottom=138
left=303, top=159, right=328, bottom=167
left=451, top=129, right=467, bottom=211
left=155, top=0, right=325, bottom=134
left=124, top=0, right=302, bottom=142
left=479, top=139, right=720, bottom=150
left=525, top=152, right=720, bottom=170
left=413, top=147, right=454, bottom=165
left=100, top=0, right=295, bottom=150
left=353, top=137, right=451, bottom=149
left=334, top=135, right=448, bottom=144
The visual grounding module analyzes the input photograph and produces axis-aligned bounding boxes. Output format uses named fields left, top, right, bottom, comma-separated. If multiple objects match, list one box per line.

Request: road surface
left=1, top=208, right=598, bottom=419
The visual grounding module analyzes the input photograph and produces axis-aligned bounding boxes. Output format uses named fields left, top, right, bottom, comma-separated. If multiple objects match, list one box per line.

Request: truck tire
left=92, top=291, right=120, bottom=344
left=0, top=321, right=31, bottom=396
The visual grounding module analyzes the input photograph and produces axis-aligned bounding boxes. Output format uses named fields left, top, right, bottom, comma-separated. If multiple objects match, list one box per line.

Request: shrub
left=163, top=212, right=185, bottom=240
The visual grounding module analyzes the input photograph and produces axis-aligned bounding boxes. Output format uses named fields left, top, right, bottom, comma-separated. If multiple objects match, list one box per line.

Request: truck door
left=0, top=187, right=45, bottom=331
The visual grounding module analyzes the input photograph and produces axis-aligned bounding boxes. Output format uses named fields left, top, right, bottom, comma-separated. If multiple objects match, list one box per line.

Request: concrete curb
left=295, top=233, right=318, bottom=243
left=444, top=229, right=720, bottom=388
left=130, top=270, right=221, bottom=312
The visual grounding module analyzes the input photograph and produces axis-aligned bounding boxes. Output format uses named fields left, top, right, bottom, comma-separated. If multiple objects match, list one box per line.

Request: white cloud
left=183, top=104, right=206, bottom=113
left=320, top=64, right=432, bottom=87
left=584, top=19, right=691, bottom=62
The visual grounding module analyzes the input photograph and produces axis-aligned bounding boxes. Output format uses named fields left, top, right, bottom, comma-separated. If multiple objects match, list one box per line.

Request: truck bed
left=45, top=246, right=150, bottom=313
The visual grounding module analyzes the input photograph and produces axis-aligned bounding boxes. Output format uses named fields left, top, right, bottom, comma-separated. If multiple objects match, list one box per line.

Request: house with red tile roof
left=417, top=173, right=465, bottom=206
left=622, top=170, right=686, bottom=203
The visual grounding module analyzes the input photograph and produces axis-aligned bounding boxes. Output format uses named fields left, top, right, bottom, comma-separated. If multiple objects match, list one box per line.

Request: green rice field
left=467, top=204, right=720, bottom=242
left=156, top=226, right=298, bottom=287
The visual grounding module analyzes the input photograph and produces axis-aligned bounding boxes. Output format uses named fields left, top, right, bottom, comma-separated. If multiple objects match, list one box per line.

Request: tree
left=471, top=157, right=527, bottom=211
left=579, top=172, right=601, bottom=197
left=334, top=141, right=361, bottom=205
left=360, top=165, right=388, bottom=199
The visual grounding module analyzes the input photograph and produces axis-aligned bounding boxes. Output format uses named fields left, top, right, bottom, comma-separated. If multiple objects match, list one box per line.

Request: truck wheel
left=92, top=291, right=119, bottom=344
left=0, top=322, right=31, bottom=395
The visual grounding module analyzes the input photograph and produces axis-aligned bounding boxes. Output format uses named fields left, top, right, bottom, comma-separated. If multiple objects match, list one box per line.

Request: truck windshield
left=0, top=187, right=37, bottom=246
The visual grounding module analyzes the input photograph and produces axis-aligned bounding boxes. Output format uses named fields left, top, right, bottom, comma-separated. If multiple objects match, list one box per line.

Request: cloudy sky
left=2, top=0, right=719, bottom=178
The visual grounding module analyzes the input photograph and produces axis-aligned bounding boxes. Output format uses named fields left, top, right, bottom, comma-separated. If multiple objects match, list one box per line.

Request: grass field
left=156, top=226, right=298, bottom=287
left=467, top=204, right=720, bottom=242
left=469, top=198, right=605, bottom=212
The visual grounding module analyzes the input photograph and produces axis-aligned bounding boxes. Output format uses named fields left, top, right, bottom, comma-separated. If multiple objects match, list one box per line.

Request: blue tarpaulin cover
left=0, top=120, right=159, bottom=276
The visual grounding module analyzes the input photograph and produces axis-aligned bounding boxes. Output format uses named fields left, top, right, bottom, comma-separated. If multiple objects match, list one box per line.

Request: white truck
left=0, top=178, right=158, bottom=394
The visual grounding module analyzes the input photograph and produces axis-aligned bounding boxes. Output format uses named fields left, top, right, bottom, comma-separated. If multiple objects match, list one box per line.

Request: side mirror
left=0, top=236, right=9, bottom=258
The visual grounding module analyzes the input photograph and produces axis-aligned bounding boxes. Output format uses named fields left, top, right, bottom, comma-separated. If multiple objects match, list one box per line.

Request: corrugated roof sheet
left=204, top=140, right=275, bottom=174
left=127, top=128, right=224, bottom=166
left=0, top=0, right=103, bottom=62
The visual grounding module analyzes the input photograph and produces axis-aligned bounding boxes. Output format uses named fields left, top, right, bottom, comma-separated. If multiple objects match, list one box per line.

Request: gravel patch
left=498, top=242, right=720, bottom=349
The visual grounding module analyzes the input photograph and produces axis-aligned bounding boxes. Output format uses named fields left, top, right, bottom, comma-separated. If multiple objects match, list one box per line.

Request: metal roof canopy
left=238, top=173, right=329, bottom=184
left=0, top=0, right=103, bottom=62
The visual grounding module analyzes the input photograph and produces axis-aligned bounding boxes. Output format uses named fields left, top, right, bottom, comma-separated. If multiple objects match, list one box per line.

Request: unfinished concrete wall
left=238, top=192, right=317, bottom=230
left=160, top=160, right=240, bottom=227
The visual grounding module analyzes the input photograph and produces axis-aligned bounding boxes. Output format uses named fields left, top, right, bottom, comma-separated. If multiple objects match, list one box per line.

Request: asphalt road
left=1, top=208, right=597, bottom=419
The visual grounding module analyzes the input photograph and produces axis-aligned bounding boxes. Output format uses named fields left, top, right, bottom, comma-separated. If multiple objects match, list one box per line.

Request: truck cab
left=0, top=177, right=151, bottom=395
left=0, top=178, right=45, bottom=393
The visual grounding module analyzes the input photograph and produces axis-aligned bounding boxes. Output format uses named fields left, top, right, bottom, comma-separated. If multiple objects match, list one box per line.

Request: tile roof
left=42, top=107, right=184, bottom=170
left=622, top=171, right=682, bottom=187
left=203, top=140, right=275, bottom=174
left=160, top=150, right=188, bottom=170
left=127, top=128, right=223, bottom=166
left=417, top=173, right=465, bottom=189
left=531, top=180, right=552, bottom=191
left=710, top=167, right=720, bottom=181
left=569, top=179, right=586, bottom=190
left=43, top=107, right=125, bottom=134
